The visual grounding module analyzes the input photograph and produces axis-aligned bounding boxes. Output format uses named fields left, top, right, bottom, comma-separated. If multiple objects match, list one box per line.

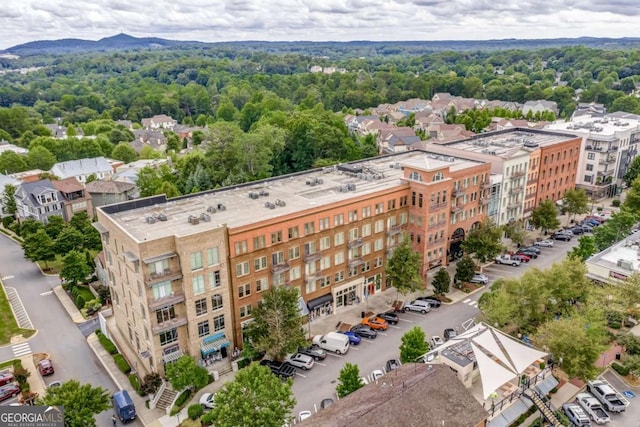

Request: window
left=411, top=191, right=416, bottom=206
left=240, top=305, right=252, bottom=318
left=256, top=277, right=269, bottom=292
left=272, top=251, right=285, bottom=265
left=288, top=246, right=300, bottom=259
left=290, top=266, right=301, bottom=280
left=149, top=259, right=169, bottom=276
left=587, top=152, right=595, bottom=160
left=288, top=226, right=299, bottom=239
left=211, top=294, right=223, bottom=310
left=195, top=298, right=207, bottom=316
left=192, top=275, right=205, bottom=295
left=334, top=232, right=345, bottom=246
left=409, top=171, right=423, bottom=181
left=334, top=271, right=345, bottom=283
left=320, top=276, right=331, bottom=288
left=349, top=227, right=359, bottom=240
left=586, top=164, right=593, bottom=171
left=234, top=240, right=248, bottom=255
left=236, top=262, right=250, bottom=277
left=334, top=251, right=345, bottom=265
left=274, top=272, right=286, bottom=286
left=190, top=252, right=203, bottom=270
left=319, top=217, right=330, bottom=230
left=238, top=284, right=251, bottom=298
left=348, top=209, right=358, bottom=222
left=209, top=270, right=221, bottom=288
left=254, top=256, right=267, bottom=271
left=388, top=199, right=396, bottom=210
left=206, top=247, right=219, bottom=266
left=253, top=235, right=266, bottom=250
left=375, top=202, right=384, bottom=214
left=362, top=242, right=371, bottom=256
left=399, top=213, right=408, bottom=225
left=374, top=238, right=383, bottom=251
left=306, top=281, right=317, bottom=294
left=304, top=241, right=317, bottom=255
left=159, top=329, right=178, bottom=346
left=304, top=221, right=315, bottom=235
left=320, top=236, right=331, bottom=250
left=584, top=175, right=592, bottom=183
left=271, top=231, right=282, bottom=244
left=213, top=314, right=225, bottom=332
left=374, top=257, right=383, bottom=268
left=362, top=223, right=371, bottom=237
left=198, top=320, right=210, bottom=338
left=400, top=195, right=408, bottom=207
left=374, top=220, right=384, bottom=233
left=418, top=193, right=423, bottom=208
left=362, top=206, right=371, bottom=218
left=320, top=256, right=331, bottom=270
left=156, top=306, right=176, bottom=323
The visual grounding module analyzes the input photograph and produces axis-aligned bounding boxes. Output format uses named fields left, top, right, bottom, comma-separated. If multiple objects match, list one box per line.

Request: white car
left=371, top=369, right=384, bottom=381
left=534, top=239, right=554, bottom=247
left=430, top=336, right=444, bottom=348
left=199, top=392, right=215, bottom=409
left=285, top=353, right=314, bottom=370
left=470, top=273, right=489, bottom=285
left=299, top=411, right=312, bottom=421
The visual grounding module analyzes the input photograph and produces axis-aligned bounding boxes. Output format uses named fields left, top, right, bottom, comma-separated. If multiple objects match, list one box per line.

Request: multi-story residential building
left=424, top=128, right=581, bottom=225
left=14, top=179, right=64, bottom=224
left=51, top=177, right=93, bottom=220
left=546, top=112, right=640, bottom=198
left=96, top=151, right=490, bottom=375
left=50, top=156, right=113, bottom=184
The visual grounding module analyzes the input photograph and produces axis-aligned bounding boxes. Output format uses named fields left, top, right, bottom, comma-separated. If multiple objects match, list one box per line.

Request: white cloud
left=1, top=0, right=640, bottom=49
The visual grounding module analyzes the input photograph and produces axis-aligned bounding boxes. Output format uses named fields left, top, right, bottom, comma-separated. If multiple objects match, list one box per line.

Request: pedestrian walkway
left=12, top=342, right=32, bottom=358
left=52, top=284, right=85, bottom=323
left=5, top=286, right=33, bottom=329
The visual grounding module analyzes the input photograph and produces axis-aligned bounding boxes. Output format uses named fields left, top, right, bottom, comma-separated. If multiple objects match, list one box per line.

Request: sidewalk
left=52, top=285, right=85, bottom=323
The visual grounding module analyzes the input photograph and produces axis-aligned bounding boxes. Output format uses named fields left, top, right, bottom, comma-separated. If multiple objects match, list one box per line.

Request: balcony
left=149, top=292, right=186, bottom=310
left=451, top=204, right=463, bottom=214
left=452, top=188, right=466, bottom=197
left=429, top=202, right=447, bottom=212
left=525, top=193, right=536, bottom=200
left=509, top=186, right=524, bottom=195
left=347, top=237, right=364, bottom=248
left=386, top=225, right=402, bottom=236
left=597, top=169, right=614, bottom=177
left=428, top=220, right=446, bottom=230
left=510, top=170, right=526, bottom=178
left=527, top=179, right=537, bottom=186
left=304, top=252, right=322, bottom=263
left=607, top=146, right=619, bottom=153
left=430, top=237, right=446, bottom=246
left=507, top=200, right=521, bottom=210
left=146, top=270, right=183, bottom=286
left=271, top=262, right=290, bottom=274
left=599, top=157, right=615, bottom=165
left=348, top=258, right=365, bottom=267
left=152, top=316, right=188, bottom=334
left=305, top=272, right=323, bottom=282
left=480, top=197, right=490, bottom=205
left=480, top=181, right=491, bottom=190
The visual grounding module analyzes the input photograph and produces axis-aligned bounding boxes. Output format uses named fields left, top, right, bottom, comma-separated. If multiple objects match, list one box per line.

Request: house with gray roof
left=522, top=100, right=558, bottom=116
left=86, top=180, right=136, bottom=212
left=14, top=179, right=64, bottom=224
left=50, top=157, right=112, bottom=184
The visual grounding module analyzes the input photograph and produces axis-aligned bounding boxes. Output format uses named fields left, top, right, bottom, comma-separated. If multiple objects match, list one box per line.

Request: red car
left=38, top=359, right=54, bottom=376
left=0, top=384, right=20, bottom=402
left=0, top=372, right=14, bottom=386
left=511, top=254, right=530, bottom=263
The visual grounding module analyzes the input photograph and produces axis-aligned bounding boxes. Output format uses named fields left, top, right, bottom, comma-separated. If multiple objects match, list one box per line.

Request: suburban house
left=141, top=115, right=177, bottom=130
left=14, top=179, right=64, bottom=224
left=44, top=123, right=85, bottom=139
left=572, top=102, right=606, bottom=118
left=112, top=158, right=170, bottom=187
left=50, top=157, right=113, bottom=184
left=0, top=174, right=19, bottom=217
left=51, top=177, right=94, bottom=220
left=300, top=363, right=488, bottom=427
left=130, top=130, right=168, bottom=153
left=0, top=141, right=28, bottom=155
left=522, top=100, right=558, bottom=116
left=86, top=180, right=136, bottom=211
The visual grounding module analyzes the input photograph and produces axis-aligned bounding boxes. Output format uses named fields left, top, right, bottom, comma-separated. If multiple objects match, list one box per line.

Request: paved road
left=290, top=237, right=579, bottom=420
left=0, top=234, right=142, bottom=426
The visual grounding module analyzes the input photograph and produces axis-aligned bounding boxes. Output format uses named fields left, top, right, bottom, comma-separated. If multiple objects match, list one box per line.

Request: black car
left=416, top=296, right=441, bottom=308
left=521, top=245, right=541, bottom=254
left=350, top=325, right=378, bottom=339
left=376, top=311, right=399, bottom=325
left=259, top=359, right=296, bottom=380
left=551, top=232, right=571, bottom=241
left=444, top=328, right=457, bottom=341
left=516, top=249, right=538, bottom=259
left=298, top=346, right=327, bottom=361
left=570, top=226, right=584, bottom=235
left=386, top=359, right=401, bottom=372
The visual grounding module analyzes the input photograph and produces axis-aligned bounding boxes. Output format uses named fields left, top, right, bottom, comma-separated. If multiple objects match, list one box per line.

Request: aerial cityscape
left=3, top=2, right=640, bottom=426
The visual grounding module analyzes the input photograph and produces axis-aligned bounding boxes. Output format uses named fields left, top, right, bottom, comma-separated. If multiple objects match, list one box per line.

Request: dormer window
left=409, top=171, right=423, bottom=182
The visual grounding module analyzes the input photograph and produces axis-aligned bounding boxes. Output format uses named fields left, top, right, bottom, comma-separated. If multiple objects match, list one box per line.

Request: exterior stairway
left=155, top=387, right=178, bottom=412
left=522, top=388, right=563, bottom=427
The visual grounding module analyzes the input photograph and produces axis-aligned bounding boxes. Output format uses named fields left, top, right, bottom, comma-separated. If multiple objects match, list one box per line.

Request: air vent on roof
left=217, top=203, right=226, bottom=211
left=248, top=192, right=259, bottom=199
left=200, top=213, right=211, bottom=222
left=188, top=215, right=200, bottom=225
left=207, top=206, right=217, bottom=213
left=265, top=202, right=276, bottom=209
left=617, top=259, right=634, bottom=270
left=347, top=183, right=356, bottom=191
left=394, top=162, right=402, bottom=169
left=275, top=199, right=286, bottom=207
left=157, top=213, right=167, bottom=221
left=315, top=178, right=323, bottom=185
left=259, top=190, right=269, bottom=197
left=146, top=216, right=156, bottom=224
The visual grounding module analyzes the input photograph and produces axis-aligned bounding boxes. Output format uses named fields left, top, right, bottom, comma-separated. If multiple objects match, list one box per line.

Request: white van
left=312, top=332, right=350, bottom=354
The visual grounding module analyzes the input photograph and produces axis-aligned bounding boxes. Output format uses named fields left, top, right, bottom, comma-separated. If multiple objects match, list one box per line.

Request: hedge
left=170, top=389, right=192, bottom=416
left=128, top=374, right=140, bottom=392
left=187, top=404, right=204, bottom=420
left=201, top=411, right=216, bottom=426
left=95, top=330, right=118, bottom=355
left=114, top=354, right=131, bottom=374
left=612, top=362, right=630, bottom=376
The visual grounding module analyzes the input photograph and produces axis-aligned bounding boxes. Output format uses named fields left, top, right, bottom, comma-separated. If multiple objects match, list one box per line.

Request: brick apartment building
left=96, top=150, right=491, bottom=375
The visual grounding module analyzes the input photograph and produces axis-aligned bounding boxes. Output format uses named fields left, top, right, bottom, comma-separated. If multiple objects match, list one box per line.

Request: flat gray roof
left=586, top=230, right=640, bottom=280
left=101, top=151, right=483, bottom=242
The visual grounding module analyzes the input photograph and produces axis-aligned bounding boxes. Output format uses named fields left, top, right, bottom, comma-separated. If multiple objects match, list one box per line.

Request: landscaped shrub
left=201, top=411, right=216, bottom=426
left=140, top=373, right=163, bottom=395
left=612, top=362, right=630, bottom=376
left=187, top=404, right=204, bottom=420
left=128, top=374, right=140, bottom=392
left=13, top=366, right=30, bottom=385
left=74, top=295, right=86, bottom=310
left=170, top=389, right=192, bottom=416
left=612, top=199, right=621, bottom=207
left=237, top=357, right=251, bottom=369
left=113, top=354, right=131, bottom=374
left=95, top=330, right=118, bottom=354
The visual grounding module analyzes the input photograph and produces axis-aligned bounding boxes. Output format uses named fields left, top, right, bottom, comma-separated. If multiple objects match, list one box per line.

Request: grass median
left=0, top=284, right=36, bottom=345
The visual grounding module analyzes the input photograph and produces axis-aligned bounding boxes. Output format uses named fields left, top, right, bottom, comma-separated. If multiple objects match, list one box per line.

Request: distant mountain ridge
left=4, top=33, right=640, bottom=56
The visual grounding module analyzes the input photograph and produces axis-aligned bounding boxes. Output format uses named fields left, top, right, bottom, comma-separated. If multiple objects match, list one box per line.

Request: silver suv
left=403, top=300, right=431, bottom=314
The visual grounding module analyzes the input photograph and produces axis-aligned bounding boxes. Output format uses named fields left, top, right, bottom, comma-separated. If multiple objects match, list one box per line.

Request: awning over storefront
left=162, top=348, right=184, bottom=364
left=307, top=293, right=333, bottom=310
left=200, top=332, right=231, bottom=357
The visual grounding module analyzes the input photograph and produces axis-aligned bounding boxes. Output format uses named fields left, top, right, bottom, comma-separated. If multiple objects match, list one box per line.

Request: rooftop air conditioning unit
left=200, top=213, right=211, bottom=222
left=188, top=215, right=199, bottom=225
left=217, top=203, right=226, bottom=211
left=207, top=206, right=217, bottom=213
left=315, top=178, right=323, bottom=184
left=259, top=190, right=269, bottom=197
left=146, top=216, right=156, bottom=224
left=157, top=213, right=167, bottom=221
left=617, top=259, right=634, bottom=270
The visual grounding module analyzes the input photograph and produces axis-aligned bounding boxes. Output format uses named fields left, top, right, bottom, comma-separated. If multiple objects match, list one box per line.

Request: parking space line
left=315, top=362, right=326, bottom=366
left=326, top=353, right=343, bottom=358
left=362, top=339, right=375, bottom=343
left=389, top=325, right=401, bottom=329
left=296, top=372, right=307, bottom=378
left=398, top=318, right=414, bottom=323
left=378, top=332, right=389, bottom=336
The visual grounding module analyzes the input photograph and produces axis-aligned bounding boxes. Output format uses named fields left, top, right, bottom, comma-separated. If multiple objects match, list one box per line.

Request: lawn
left=0, top=286, right=36, bottom=345
left=37, top=249, right=99, bottom=276
left=73, top=285, right=95, bottom=302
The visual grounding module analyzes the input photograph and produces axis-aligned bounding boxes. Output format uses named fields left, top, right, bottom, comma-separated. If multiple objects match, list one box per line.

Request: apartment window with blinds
left=374, top=220, right=384, bottom=233
left=288, top=226, right=299, bottom=239
left=234, top=240, right=248, bottom=255
left=362, top=206, right=371, bottom=218
left=213, top=314, right=225, bottom=331
left=253, top=235, right=266, bottom=250
left=319, top=217, right=330, bottom=231
left=320, top=236, right=331, bottom=250
left=254, top=256, right=267, bottom=271
left=334, top=251, right=345, bottom=265
left=348, top=209, right=358, bottom=222
left=256, top=277, right=269, bottom=292
left=197, top=320, right=210, bottom=338
left=192, top=275, right=205, bottom=294
left=334, top=213, right=344, bottom=226
left=304, top=222, right=315, bottom=235
left=209, top=270, right=221, bottom=288
left=334, top=232, right=345, bottom=246
left=240, top=305, right=252, bottom=318
left=288, top=246, right=300, bottom=259
left=375, top=203, right=384, bottom=214
left=206, top=247, right=219, bottom=266
left=195, top=298, right=207, bottom=316
left=238, top=283, right=251, bottom=298
left=236, top=262, right=249, bottom=277
left=271, top=231, right=283, bottom=244
left=211, top=294, right=223, bottom=310
left=190, top=252, right=203, bottom=270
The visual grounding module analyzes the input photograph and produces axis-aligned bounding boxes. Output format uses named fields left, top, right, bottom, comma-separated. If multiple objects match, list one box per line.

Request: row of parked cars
left=563, top=379, right=629, bottom=426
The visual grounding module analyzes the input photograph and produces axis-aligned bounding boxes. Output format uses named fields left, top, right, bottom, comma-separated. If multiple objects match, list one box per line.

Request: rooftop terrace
left=547, top=113, right=640, bottom=140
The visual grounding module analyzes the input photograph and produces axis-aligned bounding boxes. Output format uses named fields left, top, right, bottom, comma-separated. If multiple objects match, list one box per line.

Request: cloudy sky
left=2, top=0, right=640, bottom=49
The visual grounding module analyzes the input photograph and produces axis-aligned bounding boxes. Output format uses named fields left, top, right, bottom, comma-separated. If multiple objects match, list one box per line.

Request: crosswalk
left=462, top=298, right=478, bottom=307
left=12, top=342, right=32, bottom=358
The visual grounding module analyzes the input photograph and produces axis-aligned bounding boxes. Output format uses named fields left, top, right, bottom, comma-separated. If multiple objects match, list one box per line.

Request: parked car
left=495, top=255, right=521, bottom=266
left=403, top=300, right=431, bottom=314
left=361, top=316, right=389, bottom=330
left=585, top=215, right=606, bottom=224
left=576, top=393, right=610, bottom=424
left=386, top=359, right=401, bottom=372
left=587, top=379, right=629, bottom=413
left=338, top=330, right=362, bottom=345
left=558, top=229, right=574, bottom=237
left=0, top=372, right=14, bottom=386
left=578, top=224, right=594, bottom=232
left=259, top=359, right=296, bottom=380
left=298, top=346, right=327, bottom=361
left=515, top=249, right=538, bottom=259
left=371, top=369, right=384, bottom=381
left=581, top=219, right=601, bottom=227
left=350, top=325, right=378, bottom=339
left=470, top=273, right=489, bottom=285
left=0, top=384, right=20, bottom=403
left=521, top=245, right=541, bottom=254
left=444, top=328, right=458, bottom=341
left=38, top=359, right=54, bottom=376
left=416, top=296, right=442, bottom=308
left=199, top=392, right=216, bottom=409
left=534, top=239, right=554, bottom=247
left=511, top=254, right=530, bottom=263
left=298, top=411, right=312, bottom=422
left=570, top=226, right=585, bottom=235
left=562, top=402, right=591, bottom=427
left=431, top=336, right=444, bottom=348
left=285, top=353, right=315, bottom=370
left=47, top=381, right=62, bottom=388
left=320, top=398, right=334, bottom=409
left=376, top=311, right=399, bottom=325
left=551, top=232, right=571, bottom=241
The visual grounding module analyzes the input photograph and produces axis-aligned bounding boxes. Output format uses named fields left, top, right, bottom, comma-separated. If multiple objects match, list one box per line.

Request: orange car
left=361, top=316, right=389, bottom=331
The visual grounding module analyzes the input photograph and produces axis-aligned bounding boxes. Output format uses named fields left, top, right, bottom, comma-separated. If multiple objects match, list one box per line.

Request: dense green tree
left=530, top=199, right=561, bottom=235
left=209, top=363, right=295, bottom=427
left=593, top=209, right=638, bottom=251
left=44, top=215, right=65, bottom=239
left=242, top=285, right=306, bottom=361
left=55, top=227, right=85, bottom=253
left=60, top=250, right=91, bottom=285
left=110, top=143, right=138, bottom=163
left=624, top=158, right=640, bottom=188
left=461, top=219, right=504, bottom=263
left=336, top=362, right=364, bottom=398
left=18, top=217, right=43, bottom=236
left=138, top=145, right=163, bottom=159
left=562, top=188, right=590, bottom=225
left=399, top=326, right=430, bottom=363
left=385, top=237, right=423, bottom=296
left=22, top=229, right=56, bottom=269
left=455, top=256, right=477, bottom=283
left=1, top=184, right=17, bottom=216
left=502, top=220, right=526, bottom=250
left=623, top=176, right=640, bottom=213
left=38, top=380, right=110, bottom=427
left=26, top=145, right=57, bottom=170
left=165, top=355, right=210, bottom=390
left=568, top=236, right=598, bottom=261
left=431, top=268, right=450, bottom=295
left=0, top=151, right=28, bottom=174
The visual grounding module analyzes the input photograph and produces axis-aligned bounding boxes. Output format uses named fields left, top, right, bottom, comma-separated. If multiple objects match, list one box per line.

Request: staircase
left=522, top=388, right=563, bottom=427
left=155, top=387, right=178, bottom=412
